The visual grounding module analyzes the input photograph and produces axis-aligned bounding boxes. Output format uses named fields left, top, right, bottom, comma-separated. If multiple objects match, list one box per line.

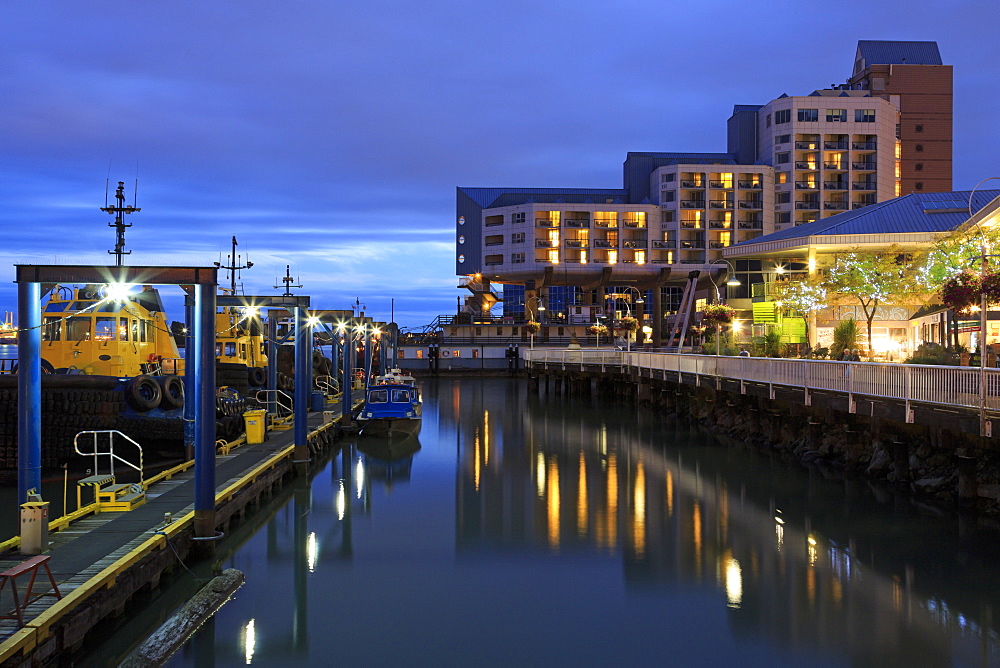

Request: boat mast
left=274, top=265, right=302, bottom=297
left=215, top=235, right=253, bottom=294
left=101, top=181, right=140, bottom=267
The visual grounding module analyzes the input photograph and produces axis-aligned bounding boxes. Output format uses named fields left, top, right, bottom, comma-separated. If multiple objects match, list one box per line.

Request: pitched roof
left=726, top=190, right=1000, bottom=255
left=856, top=40, right=943, bottom=66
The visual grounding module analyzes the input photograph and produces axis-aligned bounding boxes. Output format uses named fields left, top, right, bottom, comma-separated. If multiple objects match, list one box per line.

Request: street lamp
left=968, top=177, right=1000, bottom=438
left=526, top=294, right=546, bottom=350
left=708, top=259, right=741, bottom=356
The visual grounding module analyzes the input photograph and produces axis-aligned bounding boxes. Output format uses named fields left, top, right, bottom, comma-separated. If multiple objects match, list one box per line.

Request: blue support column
left=267, top=311, right=278, bottom=415
left=328, top=325, right=340, bottom=391
left=17, top=281, right=41, bottom=504
left=194, top=283, right=217, bottom=538
left=293, top=306, right=310, bottom=461
left=183, top=299, right=196, bottom=460
left=341, top=324, right=354, bottom=425
left=364, top=326, right=372, bottom=384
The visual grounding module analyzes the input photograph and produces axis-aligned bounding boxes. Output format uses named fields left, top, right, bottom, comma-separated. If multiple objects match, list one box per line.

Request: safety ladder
left=74, top=430, right=146, bottom=512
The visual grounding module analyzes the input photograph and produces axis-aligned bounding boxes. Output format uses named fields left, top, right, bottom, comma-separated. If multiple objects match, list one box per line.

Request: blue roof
left=856, top=40, right=943, bottom=66
left=733, top=190, right=1000, bottom=246
left=457, top=187, right=627, bottom=209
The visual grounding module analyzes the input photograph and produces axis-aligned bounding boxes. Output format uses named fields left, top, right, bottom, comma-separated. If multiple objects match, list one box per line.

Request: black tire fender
left=248, top=367, right=266, bottom=387
left=156, top=375, right=185, bottom=409
left=125, top=375, right=162, bottom=412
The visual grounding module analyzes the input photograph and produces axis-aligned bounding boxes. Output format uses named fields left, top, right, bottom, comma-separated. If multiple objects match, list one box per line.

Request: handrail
left=315, top=375, right=339, bottom=394
left=255, top=389, right=293, bottom=416
left=523, top=351, right=1000, bottom=413
left=73, top=430, right=144, bottom=485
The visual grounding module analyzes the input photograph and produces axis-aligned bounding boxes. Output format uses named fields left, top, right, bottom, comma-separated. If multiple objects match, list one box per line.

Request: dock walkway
left=0, top=407, right=345, bottom=657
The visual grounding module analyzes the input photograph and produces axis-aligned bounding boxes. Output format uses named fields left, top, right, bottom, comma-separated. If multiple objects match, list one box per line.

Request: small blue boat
left=361, top=382, right=422, bottom=438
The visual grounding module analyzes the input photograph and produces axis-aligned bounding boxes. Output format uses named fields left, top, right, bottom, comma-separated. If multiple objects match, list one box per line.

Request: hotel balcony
left=708, top=241, right=728, bottom=249
left=738, top=200, right=763, bottom=209
left=535, top=219, right=559, bottom=227
left=652, top=240, right=675, bottom=249
left=824, top=141, right=848, bottom=150
left=593, top=220, right=618, bottom=228
left=680, top=221, right=702, bottom=229
left=824, top=201, right=849, bottom=210
left=535, top=239, right=557, bottom=247
left=485, top=240, right=503, bottom=247
left=852, top=141, right=877, bottom=150
left=709, top=181, right=733, bottom=189
left=738, top=220, right=763, bottom=229
left=679, top=241, right=705, bottom=250
left=709, top=200, right=733, bottom=209
left=623, top=240, right=647, bottom=249
left=680, top=180, right=705, bottom=188
left=680, top=200, right=706, bottom=208
left=823, top=162, right=847, bottom=171
left=622, top=221, right=646, bottom=228
left=795, top=141, right=820, bottom=150
left=795, top=201, right=821, bottom=210
left=564, top=239, right=589, bottom=248
left=708, top=220, right=732, bottom=229
left=593, top=239, right=617, bottom=248
left=823, top=181, right=849, bottom=190
left=564, top=219, right=590, bottom=228
left=737, top=181, right=763, bottom=189
left=795, top=181, right=818, bottom=190
left=852, top=182, right=877, bottom=190
left=795, top=161, right=819, bottom=170
left=852, top=161, right=877, bottom=170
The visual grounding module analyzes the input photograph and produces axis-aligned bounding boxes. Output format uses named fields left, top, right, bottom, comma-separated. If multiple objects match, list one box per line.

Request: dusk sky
left=3, top=1, right=998, bottom=328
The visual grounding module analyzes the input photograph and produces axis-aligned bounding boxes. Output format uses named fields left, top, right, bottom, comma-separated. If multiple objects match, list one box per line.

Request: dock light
left=102, top=282, right=134, bottom=302
left=726, top=277, right=742, bottom=287
left=243, top=306, right=259, bottom=318
left=306, top=315, right=320, bottom=327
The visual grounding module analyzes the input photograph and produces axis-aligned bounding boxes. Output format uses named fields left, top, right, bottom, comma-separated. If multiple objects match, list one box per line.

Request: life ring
left=148, top=353, right=161, bottom=363
left=441, top=350, right=452, bottom=358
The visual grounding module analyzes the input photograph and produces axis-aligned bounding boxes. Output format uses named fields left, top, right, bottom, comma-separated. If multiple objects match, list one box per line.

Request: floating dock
left=0, top=404, right=350, bottom=666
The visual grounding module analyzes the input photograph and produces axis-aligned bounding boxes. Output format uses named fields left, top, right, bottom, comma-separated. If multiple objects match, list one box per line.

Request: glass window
left=44, top=302, right=68, bottom=312
left=775, top=152, right=790, bottom=164
left=42, top=317, right=61, bottom=341
left=765, top=114, right=771, bottom=127
left=392, top=389, right=410, bottom=402
left=776, top=172, right=789, bottom=184
left=369, top=389, right=388, bottom=403
left=66, top=317, right=92, bottom=342
left=826, top=109, right=847, bottom=122
left=95, top=317, right=116, bottom=340
left=118, top=318, right=128, bottom=341
left=512, top=212, right=526, bottom=224
left=775, top=134, right=790, bottom=144
left=774, top=109, right=791, bottom=124
left=855, top=109, right=876, bottom=122
left=797, top=109, right=818, bottom=122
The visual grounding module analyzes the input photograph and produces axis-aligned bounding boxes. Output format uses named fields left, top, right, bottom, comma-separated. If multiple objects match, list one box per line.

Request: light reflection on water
left=85, top=378, right=1000, bottom=666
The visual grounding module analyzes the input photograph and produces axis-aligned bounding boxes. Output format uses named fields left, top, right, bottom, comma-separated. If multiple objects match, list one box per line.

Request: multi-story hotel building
left=729, top=91, right=900, bottom=231
left=454, top=41, right=952, bottom=341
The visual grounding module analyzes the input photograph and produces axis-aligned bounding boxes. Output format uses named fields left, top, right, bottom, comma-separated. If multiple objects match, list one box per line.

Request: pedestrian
left=739, top=347, right=750, bottom=357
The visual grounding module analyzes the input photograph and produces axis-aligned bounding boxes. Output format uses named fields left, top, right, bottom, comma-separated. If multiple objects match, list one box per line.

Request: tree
left=769, top=277, right=828, bottom=343
left=823, top=248, right=924, bottom=361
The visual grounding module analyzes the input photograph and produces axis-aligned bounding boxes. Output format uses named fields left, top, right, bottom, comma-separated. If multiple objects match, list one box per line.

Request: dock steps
left=96, top=483, right=146, bottom=512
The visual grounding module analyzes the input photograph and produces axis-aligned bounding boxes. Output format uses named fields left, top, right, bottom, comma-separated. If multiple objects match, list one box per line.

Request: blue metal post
left=293, top=306, right=310, bottom=461
left=328, top=324, right=340, bottom=391
left=194, top=283, right=217, bottom=538
left=267, top=311, right=278, bottom=415
left=391, top=325, right=398, bottom=368
left=379, top=331, right=387, bottom=374
left=341, top=323, right=353, bottom=425
left=16, top=281, right=41, bottom=504
left=364, top=325, right=372, bottom=384
left=183, top=299, right=196, bottom=460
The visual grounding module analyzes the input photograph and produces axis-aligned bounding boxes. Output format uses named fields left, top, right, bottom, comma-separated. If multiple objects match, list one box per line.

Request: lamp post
left=621, top=286, right=645, bottom=350
left=708, top=259, right=741, bottom=356
left=526, top=295, right=545, bottom=350
left=969, top=177, right=1000, bottom=439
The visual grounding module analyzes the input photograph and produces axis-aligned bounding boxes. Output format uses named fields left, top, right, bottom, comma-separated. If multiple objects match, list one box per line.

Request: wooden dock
left=0, top=405, right=350, bottom=666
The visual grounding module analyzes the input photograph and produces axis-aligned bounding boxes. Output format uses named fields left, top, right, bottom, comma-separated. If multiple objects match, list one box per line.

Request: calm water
left=86, top=377, right=1000, bottom=667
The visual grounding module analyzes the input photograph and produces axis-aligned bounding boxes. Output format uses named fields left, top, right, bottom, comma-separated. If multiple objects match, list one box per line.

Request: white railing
left=315, top=374, right=339, bottom=395
left=523, top=351, right=1000, bottom=412
left=255, top=389, right=294, bottom=417
left=73, top=430, right=144, bottom=484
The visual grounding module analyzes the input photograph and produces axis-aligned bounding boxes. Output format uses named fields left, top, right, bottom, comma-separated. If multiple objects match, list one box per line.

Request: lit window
left=826, top=109, right=847, bottom=122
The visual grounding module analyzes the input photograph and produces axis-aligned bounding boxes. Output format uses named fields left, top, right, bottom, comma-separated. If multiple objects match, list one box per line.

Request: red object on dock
left=0, top=555, right=62, bottom=627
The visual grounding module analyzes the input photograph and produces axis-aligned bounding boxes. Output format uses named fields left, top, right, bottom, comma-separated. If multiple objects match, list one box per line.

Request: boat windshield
left=65, top=317, right=92, bottom=342
left=392, top=389, right=410, bottom=402
left=368, top=389, right=389, bottom=403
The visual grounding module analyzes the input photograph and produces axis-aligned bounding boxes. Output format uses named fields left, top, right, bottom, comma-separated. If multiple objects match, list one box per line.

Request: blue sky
left=2, top=0, right=998, bottom=328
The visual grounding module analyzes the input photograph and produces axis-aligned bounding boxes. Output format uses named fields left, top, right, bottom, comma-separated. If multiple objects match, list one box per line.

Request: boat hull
left=362, top=417, right=421, bottom=439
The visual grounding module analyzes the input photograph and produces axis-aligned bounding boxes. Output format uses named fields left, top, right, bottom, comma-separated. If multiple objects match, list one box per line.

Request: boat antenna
left=214, top=235, right=253, bottom=294
left=274, top=265, right=302, bottom=297
left=100, top=180, right=140, bottom=267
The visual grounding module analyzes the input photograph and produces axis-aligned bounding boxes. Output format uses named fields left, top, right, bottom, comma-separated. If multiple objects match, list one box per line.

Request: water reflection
left=87, top=378, right=1000, bottom=666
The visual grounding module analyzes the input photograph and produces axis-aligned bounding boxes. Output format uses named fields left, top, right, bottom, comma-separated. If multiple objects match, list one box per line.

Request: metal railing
left=523, top=351, right=1000, bottom=412
left=315, top=375, right=339, bottom=394
left=255, top=389, right=294, bottom=417
left=73, top=430, right=144, bottom=485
